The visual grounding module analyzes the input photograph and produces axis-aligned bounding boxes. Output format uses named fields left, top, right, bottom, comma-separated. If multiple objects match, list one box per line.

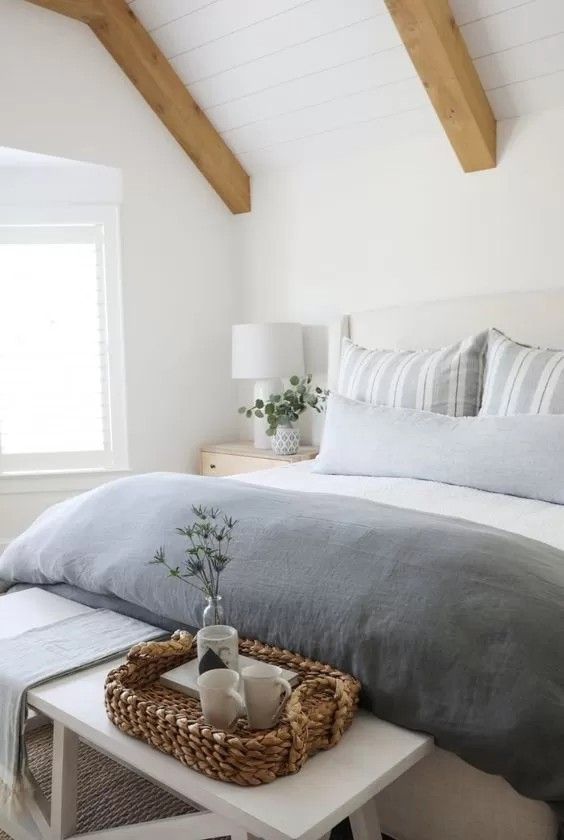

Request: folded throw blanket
left=1, top=472, right=563, bottom=833
left=0, top=609, right=162, bottom=803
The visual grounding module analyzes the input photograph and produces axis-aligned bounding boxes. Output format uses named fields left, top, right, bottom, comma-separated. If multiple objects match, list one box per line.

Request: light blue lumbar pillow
left=314, top=393, right=564, bottom=505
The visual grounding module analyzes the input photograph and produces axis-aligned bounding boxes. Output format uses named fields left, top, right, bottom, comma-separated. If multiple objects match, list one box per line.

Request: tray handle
left=109, top=630, right=196, bottom=687
left=127, top=629, right=194, bottom=663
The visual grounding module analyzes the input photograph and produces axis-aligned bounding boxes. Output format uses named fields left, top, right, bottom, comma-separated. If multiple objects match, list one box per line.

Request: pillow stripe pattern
left=338, top=332, right=487, bottom=416
left=480, top=328, right=564, bottom=415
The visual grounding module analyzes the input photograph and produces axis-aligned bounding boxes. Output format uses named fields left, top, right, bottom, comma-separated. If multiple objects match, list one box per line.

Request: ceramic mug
left=197, top=624, right=239, bottom=672
left=242, top=662, right=292, bottom=730
left=197, top=668, right=245, bottom=730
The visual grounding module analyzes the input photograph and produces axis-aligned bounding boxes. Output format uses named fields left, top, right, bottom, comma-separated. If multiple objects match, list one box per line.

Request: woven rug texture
left=0, top=724, right=194, bottom=839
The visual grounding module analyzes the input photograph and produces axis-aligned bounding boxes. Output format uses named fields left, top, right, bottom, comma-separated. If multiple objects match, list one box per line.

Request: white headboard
left=328, top=288, right=564, bottom=389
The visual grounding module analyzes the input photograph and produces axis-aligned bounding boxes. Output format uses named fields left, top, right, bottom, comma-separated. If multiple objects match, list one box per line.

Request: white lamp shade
left=232, top=323, right=304, bottom=380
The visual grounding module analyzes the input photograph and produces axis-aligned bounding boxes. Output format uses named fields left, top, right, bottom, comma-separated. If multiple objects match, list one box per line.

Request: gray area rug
left=0, top=724, right=194, bottom=838
left=0, top=725, right=371, bottom=840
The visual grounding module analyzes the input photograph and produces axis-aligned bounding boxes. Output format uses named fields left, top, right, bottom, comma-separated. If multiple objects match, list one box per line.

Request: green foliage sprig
left=151, top=505, right=238, bottom=598
left=239, top=375, right=329, bottom=437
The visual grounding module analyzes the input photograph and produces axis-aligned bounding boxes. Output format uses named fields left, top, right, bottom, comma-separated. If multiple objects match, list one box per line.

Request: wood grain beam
left=25, top=0, right=251, bottom=213
left=23, top=0, right=101, bottom=23
left=385, top=0, right=496, bottom=172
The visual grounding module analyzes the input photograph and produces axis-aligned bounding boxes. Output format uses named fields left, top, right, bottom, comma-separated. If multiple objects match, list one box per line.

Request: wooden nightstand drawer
left=201, top=451, right=277, bottom=477
left=200, top=442, right=318, bottom=477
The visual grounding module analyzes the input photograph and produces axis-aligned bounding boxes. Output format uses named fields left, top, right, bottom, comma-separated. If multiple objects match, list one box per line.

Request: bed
left=239, top=287, right=564, bottom=840
left=232, top=459, right=560, bottom=840
left=2, top=289, right=564, bottom=840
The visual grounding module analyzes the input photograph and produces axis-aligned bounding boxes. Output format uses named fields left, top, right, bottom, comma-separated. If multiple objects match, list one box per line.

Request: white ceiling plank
left=128, top=0, right=219, bottom=32
left=169, top=0, right=388, bottom=81
left=207, top=48, right=414, bottom=133
left=223, top=78, right=428, bottom=155
left=126, top=0, right=564, bottom=171
left=180, top=15, right=400, bottom=107
left=489, top=69, right=564, bottom=119
left=239, top=106, right=438, bottom=173
left=463, top=0, right=564, bottom=59
left=153, top=0, right=314, bottom=57
left=451, top=0, right=536, bottom=26
left=476, top=31, right=564, bottom=91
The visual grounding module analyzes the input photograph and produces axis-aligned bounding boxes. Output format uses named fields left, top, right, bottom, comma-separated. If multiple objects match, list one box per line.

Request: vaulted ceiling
left=127, top=0, right=564, bottom=172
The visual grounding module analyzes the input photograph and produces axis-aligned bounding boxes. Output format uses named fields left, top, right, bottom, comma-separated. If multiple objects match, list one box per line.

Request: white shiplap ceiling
left=127, top=0, right=564, bottom=172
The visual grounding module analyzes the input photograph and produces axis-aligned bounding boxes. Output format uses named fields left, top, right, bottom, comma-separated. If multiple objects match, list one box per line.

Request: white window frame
left=0, top=204, right=129, bottom=486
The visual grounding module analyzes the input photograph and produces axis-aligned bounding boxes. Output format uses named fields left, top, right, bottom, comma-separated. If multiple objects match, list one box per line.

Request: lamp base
left=253, top=378, right=282, bottom=449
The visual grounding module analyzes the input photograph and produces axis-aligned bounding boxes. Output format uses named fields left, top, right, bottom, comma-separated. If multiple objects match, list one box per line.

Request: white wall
left=3, top=0, right=564, bottom=541
left=0, top=0, right=240, bottom=542
left=0, top=157, right=123, bottom=204
left=238, top=108, right=564, bottom=328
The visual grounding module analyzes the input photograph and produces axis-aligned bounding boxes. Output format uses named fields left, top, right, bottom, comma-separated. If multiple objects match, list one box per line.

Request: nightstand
left=200, top=441, right=318, bottom=477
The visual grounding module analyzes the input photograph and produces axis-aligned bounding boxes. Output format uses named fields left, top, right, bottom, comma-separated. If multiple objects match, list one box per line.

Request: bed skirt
left=377, top=747, right=557, bottom=840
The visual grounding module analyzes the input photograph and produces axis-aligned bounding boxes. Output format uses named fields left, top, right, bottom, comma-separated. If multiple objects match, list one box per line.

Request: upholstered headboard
left=328, top=288, right=564, bottom=389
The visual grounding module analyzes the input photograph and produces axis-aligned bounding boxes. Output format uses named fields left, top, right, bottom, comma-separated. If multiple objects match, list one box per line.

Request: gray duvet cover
left=1, top=473, right=563, bottom=830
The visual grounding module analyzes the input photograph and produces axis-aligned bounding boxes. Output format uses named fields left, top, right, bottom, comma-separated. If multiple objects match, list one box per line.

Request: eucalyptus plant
left=151, top=505, right=238, bottom=599
left=239, top=375, right=329, bottom=436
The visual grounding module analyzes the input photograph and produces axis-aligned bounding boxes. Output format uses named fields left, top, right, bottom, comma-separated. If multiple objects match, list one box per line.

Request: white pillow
left=314, top=393, right=564, bottom=505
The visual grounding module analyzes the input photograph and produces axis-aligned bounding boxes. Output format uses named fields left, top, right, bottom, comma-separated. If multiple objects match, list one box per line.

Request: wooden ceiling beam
left=23, top=0, right=102, bottom=23
left=384, top=0, right=496, bottom=172
left=25, top=0, right=251, bottom=213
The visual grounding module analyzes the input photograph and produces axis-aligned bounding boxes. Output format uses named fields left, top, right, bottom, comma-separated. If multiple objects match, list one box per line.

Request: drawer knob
left=209, top=463, right=216, bottom=470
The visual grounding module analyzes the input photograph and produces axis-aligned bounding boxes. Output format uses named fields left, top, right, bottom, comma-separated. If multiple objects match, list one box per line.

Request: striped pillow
left=480, top=328, right=564, bottom=415
left=338, top=333, right=487, bottom=416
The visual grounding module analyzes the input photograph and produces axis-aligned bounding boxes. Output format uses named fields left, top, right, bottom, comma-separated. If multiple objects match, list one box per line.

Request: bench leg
left=50, top=722, right=79, bottom=839
left=229, top=834, right=262, bottom=840
left=349, top=797, right=382, bottom=840
left=229, top=833, right=261, bottom=840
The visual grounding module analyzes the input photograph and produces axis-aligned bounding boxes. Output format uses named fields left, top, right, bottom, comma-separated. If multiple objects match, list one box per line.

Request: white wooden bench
left=0, top=589, right=433, bottom=840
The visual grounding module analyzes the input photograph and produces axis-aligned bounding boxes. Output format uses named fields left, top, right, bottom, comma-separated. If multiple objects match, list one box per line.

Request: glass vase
left=201, top=594, right=225, bottom=627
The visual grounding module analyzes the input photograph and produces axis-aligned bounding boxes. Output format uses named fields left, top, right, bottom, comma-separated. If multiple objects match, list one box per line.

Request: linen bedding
left=1, top=471, right=563, bottom=833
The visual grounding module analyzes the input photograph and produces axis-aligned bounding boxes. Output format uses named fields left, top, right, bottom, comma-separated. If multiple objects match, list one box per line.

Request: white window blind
left=0, top=208, right=128, bottom=475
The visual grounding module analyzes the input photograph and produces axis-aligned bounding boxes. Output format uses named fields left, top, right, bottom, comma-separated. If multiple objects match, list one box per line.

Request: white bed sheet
left=233, top=460, right=564, bottom=551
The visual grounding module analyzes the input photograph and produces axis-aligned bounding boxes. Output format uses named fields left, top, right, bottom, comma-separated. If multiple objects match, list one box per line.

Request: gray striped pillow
left=480, top=328, right=564, bottom=415
left=338, top=333, right=487, bottom=416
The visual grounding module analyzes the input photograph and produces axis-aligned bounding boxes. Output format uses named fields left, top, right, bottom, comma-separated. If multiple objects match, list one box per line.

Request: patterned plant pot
left=271, top=426, right=300, bottom=456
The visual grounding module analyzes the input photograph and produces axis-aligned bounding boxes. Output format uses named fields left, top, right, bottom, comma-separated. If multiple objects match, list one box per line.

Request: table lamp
left=232, top=322, right=304, bottom=448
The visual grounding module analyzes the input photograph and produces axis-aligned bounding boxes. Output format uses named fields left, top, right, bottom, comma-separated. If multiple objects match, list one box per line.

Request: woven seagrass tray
left=105, top=630, right=360, bottom=786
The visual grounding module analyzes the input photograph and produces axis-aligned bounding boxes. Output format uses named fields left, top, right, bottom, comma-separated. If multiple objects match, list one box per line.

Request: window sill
left=0, top=468, right=132, bottom=495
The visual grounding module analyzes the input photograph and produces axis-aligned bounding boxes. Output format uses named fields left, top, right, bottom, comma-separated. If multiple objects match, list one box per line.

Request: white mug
left=197, top=624, right=239, bottom=672
left=242, top=662, right=292, bottom=730
left=197, top=668, right=245, bottom=730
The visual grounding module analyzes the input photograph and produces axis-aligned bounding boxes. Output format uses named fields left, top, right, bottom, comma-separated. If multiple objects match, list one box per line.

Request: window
left=0, top=206, right=128, bottom=475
